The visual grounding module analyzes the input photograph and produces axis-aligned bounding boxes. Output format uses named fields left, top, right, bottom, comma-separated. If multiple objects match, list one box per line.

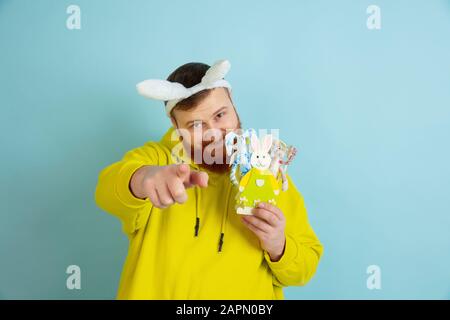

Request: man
left=95, top=60, right=323, bottom=299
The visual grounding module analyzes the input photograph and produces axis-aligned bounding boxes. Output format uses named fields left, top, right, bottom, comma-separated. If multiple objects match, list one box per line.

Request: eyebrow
left=185, top=106, right=229, bottom=127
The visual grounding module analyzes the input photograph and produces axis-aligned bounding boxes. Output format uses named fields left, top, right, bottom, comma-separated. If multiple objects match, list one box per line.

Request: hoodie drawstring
left=193, top=178, right=233, bottom=253
left=194, top=186, right=201, bottom=237
left=218, top=182, right=232, bottom=252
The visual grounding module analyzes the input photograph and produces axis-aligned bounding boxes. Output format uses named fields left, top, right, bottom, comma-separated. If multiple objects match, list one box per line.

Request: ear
left=262, top=135, right=273, bottom=153
left=250, top=133, right=259, bottom=153
left=170, top=116, right=178, bottom=129
left=136, top=79, right=188, bottom=100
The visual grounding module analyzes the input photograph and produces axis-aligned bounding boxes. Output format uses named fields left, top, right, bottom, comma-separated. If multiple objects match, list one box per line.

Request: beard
left=195, top=141, right=230, bottom=173
left=185, top=118, right=242, bottom=174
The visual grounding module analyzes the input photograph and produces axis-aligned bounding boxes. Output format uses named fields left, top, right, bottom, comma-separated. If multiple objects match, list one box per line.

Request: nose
left=202, top=123, right=225, bottom=141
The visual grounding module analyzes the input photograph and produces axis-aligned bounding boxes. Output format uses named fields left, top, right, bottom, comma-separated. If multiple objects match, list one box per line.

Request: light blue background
left=1, top=0, right=449, bottom=299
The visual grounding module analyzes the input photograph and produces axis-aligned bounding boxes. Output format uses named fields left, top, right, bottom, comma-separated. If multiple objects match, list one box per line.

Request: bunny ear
left=136, top=79, right=189, bottom=100
left=250, top=133, right=259, bottom=153
left=261, top=134, right=273, bottom=153
left=201, top=60, right=231, bottom=85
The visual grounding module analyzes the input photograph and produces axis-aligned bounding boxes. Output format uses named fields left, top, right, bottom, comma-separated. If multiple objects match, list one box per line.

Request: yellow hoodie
left=95, top=127, right=323, bottom=300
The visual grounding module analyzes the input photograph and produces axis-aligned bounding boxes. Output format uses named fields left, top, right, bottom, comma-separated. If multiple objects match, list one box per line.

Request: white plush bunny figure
left=236, top=133, right=280, bottom=215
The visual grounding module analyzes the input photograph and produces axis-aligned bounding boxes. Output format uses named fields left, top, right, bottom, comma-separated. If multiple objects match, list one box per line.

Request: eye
left=216, top=111, right=225, bottom=119
left=191, top=121, right=202, bottom=129
left=256, top=155, right=259, bottom=158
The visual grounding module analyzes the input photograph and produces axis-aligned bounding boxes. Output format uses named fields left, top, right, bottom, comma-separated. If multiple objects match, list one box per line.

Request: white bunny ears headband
left=136, top=59, right=232, bottom=116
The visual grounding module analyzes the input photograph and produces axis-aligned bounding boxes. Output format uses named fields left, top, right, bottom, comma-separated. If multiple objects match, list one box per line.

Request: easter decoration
left=224, top=128, right=256, bottom=185
left=225, top=130, right=297, bottom=215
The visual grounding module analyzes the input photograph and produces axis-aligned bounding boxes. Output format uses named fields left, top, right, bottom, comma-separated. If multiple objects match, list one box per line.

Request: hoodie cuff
left=115, top=161, right=150, bottom=208
left=264, top=234, right=298, bottom=270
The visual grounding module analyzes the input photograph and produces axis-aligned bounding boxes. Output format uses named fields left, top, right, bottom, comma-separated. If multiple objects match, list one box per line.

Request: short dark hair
left=165, top=62, right=232, bottom=118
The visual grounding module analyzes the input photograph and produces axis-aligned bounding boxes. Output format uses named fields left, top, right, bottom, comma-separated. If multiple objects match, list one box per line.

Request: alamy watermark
left=66, top=5, right=81, bottom=30
left=366, top=264, right=382, bottom=290
left=66, top=265, right=81, bottom=290
left=367, top=5, right=381, bottom=30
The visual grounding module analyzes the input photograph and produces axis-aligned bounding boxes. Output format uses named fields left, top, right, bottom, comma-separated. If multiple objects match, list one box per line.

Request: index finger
left=189, top=170, right=209, bottom=188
